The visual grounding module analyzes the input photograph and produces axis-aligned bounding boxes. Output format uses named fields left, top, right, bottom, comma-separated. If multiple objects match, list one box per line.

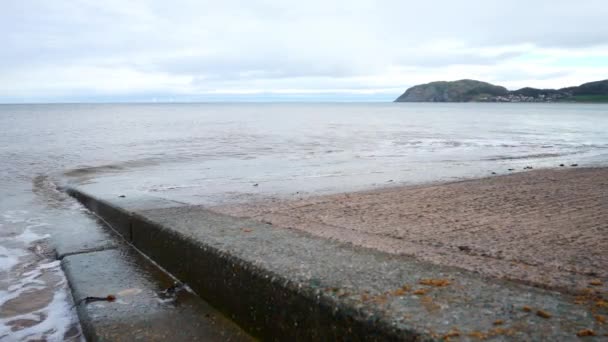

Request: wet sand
left=212, top=168, right=608, bottom=294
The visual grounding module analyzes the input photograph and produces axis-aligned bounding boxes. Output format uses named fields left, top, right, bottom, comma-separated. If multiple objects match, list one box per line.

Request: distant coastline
left=394, top=79, right=608, bottom=103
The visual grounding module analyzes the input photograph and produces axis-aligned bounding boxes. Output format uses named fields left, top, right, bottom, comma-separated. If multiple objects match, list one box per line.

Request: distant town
left=477, top=92, right=570, bottom=102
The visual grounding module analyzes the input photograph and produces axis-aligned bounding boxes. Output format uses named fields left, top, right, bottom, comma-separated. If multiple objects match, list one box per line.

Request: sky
left=1, top=0, right=608, bottom=103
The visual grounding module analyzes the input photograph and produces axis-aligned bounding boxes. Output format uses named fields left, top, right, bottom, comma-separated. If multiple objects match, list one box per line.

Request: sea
left=1, top=102, right=608, bottom=340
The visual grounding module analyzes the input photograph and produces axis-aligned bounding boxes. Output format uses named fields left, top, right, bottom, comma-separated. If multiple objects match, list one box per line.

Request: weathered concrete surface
left=63, top=247, right=253, bottom=341
left=214, top=167, right=608, bottom=295
left=66, top=190, right=185, bottom=241
left=67, top=185, right=608, bottom=340
left=52, top=191, right=252, bottom=341
left=51, top=211, right=118, bottom=259
left=52, top=192, right=184, bottom=259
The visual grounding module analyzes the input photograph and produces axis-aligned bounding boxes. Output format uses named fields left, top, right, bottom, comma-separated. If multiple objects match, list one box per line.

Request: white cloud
left=1, top=0, right=607, bottom=101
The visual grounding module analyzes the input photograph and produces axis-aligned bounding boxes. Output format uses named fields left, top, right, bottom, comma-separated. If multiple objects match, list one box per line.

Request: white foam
left=1, top=210, right=29, bottom=223
left=0, top=259, right=83, bottom=341
left=0, top=211, right=83, bottom=341
left=1, top=261, right=52, bottom=308
left=0, top=245, right=25, bottom=272
left=0, top=224, right=50, bottom=273
left=14, top=226, right=50, bottom=245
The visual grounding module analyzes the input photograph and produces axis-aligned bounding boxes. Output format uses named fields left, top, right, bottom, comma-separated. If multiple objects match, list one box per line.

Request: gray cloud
left=1, top=0, right=607, bottom=101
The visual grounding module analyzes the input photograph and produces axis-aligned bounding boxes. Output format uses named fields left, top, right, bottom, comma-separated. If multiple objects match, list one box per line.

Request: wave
left=483, top=152, right=579, bottom=161
left=62, top=157, right=163, bottom=178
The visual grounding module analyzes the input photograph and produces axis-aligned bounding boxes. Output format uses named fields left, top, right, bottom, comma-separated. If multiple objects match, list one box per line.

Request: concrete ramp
left=65, top=187, right=607, bottom=340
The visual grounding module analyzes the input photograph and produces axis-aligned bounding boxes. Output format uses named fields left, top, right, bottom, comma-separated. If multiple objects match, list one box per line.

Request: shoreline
left=212, top=167, right=608, bottom=294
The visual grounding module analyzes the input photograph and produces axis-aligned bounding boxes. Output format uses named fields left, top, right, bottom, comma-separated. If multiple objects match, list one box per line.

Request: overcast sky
left=1, top=0, right=607, bottom=102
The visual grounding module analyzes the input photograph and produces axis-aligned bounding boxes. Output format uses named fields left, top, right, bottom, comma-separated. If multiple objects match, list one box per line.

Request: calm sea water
left=1, top=102, right=608, bottom=339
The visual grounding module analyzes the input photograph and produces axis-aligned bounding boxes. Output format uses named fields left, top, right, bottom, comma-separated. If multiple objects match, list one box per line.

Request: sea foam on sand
left=0, top=213, right=82, bottom=341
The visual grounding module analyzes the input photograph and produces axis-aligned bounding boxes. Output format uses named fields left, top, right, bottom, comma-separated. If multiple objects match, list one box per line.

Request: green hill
left=394, top=79, right=508, bottom=102
left=394, top=79, right=608, bottom=102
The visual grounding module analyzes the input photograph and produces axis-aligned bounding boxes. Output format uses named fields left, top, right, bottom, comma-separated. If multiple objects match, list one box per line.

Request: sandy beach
left=213, top=167, right=608, bottom=294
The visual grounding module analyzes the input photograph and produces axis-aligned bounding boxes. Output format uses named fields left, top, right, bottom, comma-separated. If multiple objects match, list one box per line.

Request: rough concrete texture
left=53, top=192, right=184, bottom=259
left=63, top=247, right=253, bottom=341
left=67, top=185, right=608, bottom=340
left=51, top=211, right=118, bottom=259
left=66, top=189, right=185, bottom=241
left=214, top=167, right=608, bottom=295
left=53, top=191, right=252, bottom=341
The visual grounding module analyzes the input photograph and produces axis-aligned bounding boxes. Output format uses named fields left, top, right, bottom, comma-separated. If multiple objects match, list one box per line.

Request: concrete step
left=51, top=196, right=253, bottom=341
